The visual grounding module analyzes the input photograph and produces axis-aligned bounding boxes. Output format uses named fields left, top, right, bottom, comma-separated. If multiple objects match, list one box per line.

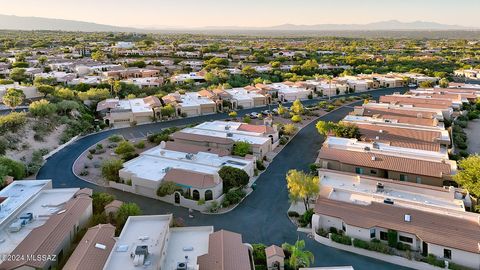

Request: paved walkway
left=37, top=88, right=411, bottom=270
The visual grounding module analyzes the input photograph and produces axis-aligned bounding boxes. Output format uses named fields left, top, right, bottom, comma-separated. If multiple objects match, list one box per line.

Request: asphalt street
left=37, top=88, right=410, bottom=269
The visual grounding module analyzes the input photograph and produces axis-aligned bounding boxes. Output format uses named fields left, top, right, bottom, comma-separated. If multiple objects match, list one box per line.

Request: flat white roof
left=121, top=146, right=251, bottom=182
left=0, top=186, right=78, bottom=259
left=0, top=180, right=52, bottom=227
left=110, top=98, right=153, bottom=113
left=194, top=121, right=267, bottom=136
left=271, top=83, right=310, bottom=94
left=319, top=170, right=465, bottom=214
left=225, top=88, right=265, bottom=101
left=103, top=215, right=172, bottom=270
left=181, top=127, right=270, bottom=145
left=180, top=92, right=216, bottom=107
left=162, top=226, right=213, bottom=270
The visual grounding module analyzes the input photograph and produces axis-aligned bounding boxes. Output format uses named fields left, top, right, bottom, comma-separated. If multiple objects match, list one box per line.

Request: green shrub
left=326, top=105, right=335, bottom=112
left=331, top=233, right=352, bottom=245
left=0, top=112, right=27, bottom=134
left=299, top=208, right=314, bottom=227
left=252, top=243, right=267, bottom=266
left=256, top=160, right=265, bottom=170
left=455, top=120, right=468, bottom=128
left=291, top=114, right=302, bottom=123
left=108, top=135, right=123, bottom=142
left=387, top=229, right=398, bottom=247
left=232, top=141, right=252, bottom=157
left=467, top=110, right=479, bottom=120
left=422, top=254, right=446, bottom=268
left=88, top=148, right=96, bottom=154
left=219, top=166, right=250, bottom=192
left=96, top=143, right=103, bottom=150
left=287, top=211, right=299, bottom=217
left=279, top=136, right=289, bottom=145
left=134, top=141, right=145, bottom=149
left=0, top=156, right=26, bottom=181
left=396, top=242, right=411, bottom=251
left=223, top=188, right=246, bottom=206
left=329, top=227, right=338, bottom=234
left=316, top=228, right=328, bottom=237
left=101, top=159, right=123, bottom=182
left=448, top=262, right=474, bottom=270
left=156, top=181, right=178, bottom=197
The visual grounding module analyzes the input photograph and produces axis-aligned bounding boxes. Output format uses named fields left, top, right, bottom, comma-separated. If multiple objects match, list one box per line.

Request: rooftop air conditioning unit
left=383, top=198, right=394, bottom=205
left=176, top=262, right=187, bottom=270
left=376, top=182, right=384, bottom=192
left=225, top=125, right=230, bottom=130
left=379, top=130, right=383, bottom=133
left=135, top=245, right=149, bottom=257
left=372, top=142, right=380, bottom=149
left=226, top=132, right=233, bottom=137
left=371, top=156, right=376, bottom=161
left=364, top=147, right=371, bottom=151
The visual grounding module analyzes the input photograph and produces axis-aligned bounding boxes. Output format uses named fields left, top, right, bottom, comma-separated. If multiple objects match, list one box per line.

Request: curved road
left=38, top=88, right=410, bottom=270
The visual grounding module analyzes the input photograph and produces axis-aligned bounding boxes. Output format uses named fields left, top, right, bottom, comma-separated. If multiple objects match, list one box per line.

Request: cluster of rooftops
left=312, top=83, right=480, bottom=269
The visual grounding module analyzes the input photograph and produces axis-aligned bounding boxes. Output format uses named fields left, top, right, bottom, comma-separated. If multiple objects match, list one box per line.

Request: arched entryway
left=205, top=190, right=213, bottom=201
left=192, top=190, right=200, bottom=201
left=174, top=192, right=181, bottom=204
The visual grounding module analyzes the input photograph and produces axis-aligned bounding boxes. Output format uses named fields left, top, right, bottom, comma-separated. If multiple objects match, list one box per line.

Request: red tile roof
left=315, top=196, right=480, bottom=254
left=164, top=168, right=218, bottom=188
left=318, top=147, right=451, bottom=178
left=198, top=230, right=252, bottom=270
left=63, top=224, right=116, bottom=270
left=0, top=193, right=92, bottom=269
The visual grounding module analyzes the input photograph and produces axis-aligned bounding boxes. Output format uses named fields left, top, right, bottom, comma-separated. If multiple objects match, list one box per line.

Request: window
left=399, top=235, right=413, bottom=243
left=380, top=231, right=388, bottom=241
left=370, top=169, right=377, bottom=175
left=400, top=174, right=408, bottom=181
left=205, top=190, right=213, bottom=201
left=355, top=167, right=364, bottom=174
left=444, top=249, right=452, bottom=259
left=192, top=190, right=200, bottom=201
left=370, top=228, right=376, bottom=238
left=416, top=177, right=422, bottom=184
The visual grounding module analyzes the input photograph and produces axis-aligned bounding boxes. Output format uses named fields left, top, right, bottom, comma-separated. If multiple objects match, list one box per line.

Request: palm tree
left=282, top=239, right=314, bottom=270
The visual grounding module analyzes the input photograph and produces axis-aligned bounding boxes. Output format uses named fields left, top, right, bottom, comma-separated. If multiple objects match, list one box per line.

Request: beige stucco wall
left=428, top=243, right=480, bottom=270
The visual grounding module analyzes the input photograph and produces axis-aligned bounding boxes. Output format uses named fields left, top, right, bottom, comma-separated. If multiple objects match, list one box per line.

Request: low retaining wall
left=43, top=135, right=79, bottom=160
left=314, top=234, right=444, bottom=270
left=108, top=181, right=224, bottom=212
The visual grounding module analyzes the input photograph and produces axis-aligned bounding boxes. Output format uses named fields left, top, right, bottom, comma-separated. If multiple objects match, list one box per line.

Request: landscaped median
left=313, top=228, right=474, bottom=270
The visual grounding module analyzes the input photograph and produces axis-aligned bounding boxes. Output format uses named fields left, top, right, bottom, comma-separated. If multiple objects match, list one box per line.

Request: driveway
left=37, top=87, right=411, bottom=269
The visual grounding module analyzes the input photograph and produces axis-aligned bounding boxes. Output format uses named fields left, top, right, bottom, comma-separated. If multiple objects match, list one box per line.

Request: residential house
left=117, top=141, right=254, bottom=208
left=0, top=189, right=93, bottom=270
left=224, top=87, right=268, bottom=109
left=63, top=224, right=116, bottom=270
left=103, top=215, right=254, bottom=270
left=171, top=120, right=279, bottom=158
left=162, top=91, right=217, bottom=117
left=96, top=96, right=161, bottom=127
left=312, top=173, right=479, bottom=270
left=316, top=136, right=457, bottom=186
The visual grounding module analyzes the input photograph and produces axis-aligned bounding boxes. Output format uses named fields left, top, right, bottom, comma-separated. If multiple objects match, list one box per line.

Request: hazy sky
left=1, top=0, right=479, bottom=28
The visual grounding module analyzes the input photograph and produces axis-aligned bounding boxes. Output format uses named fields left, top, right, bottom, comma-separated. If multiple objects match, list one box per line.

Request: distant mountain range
left=0, top=14, right=476, bottom=32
